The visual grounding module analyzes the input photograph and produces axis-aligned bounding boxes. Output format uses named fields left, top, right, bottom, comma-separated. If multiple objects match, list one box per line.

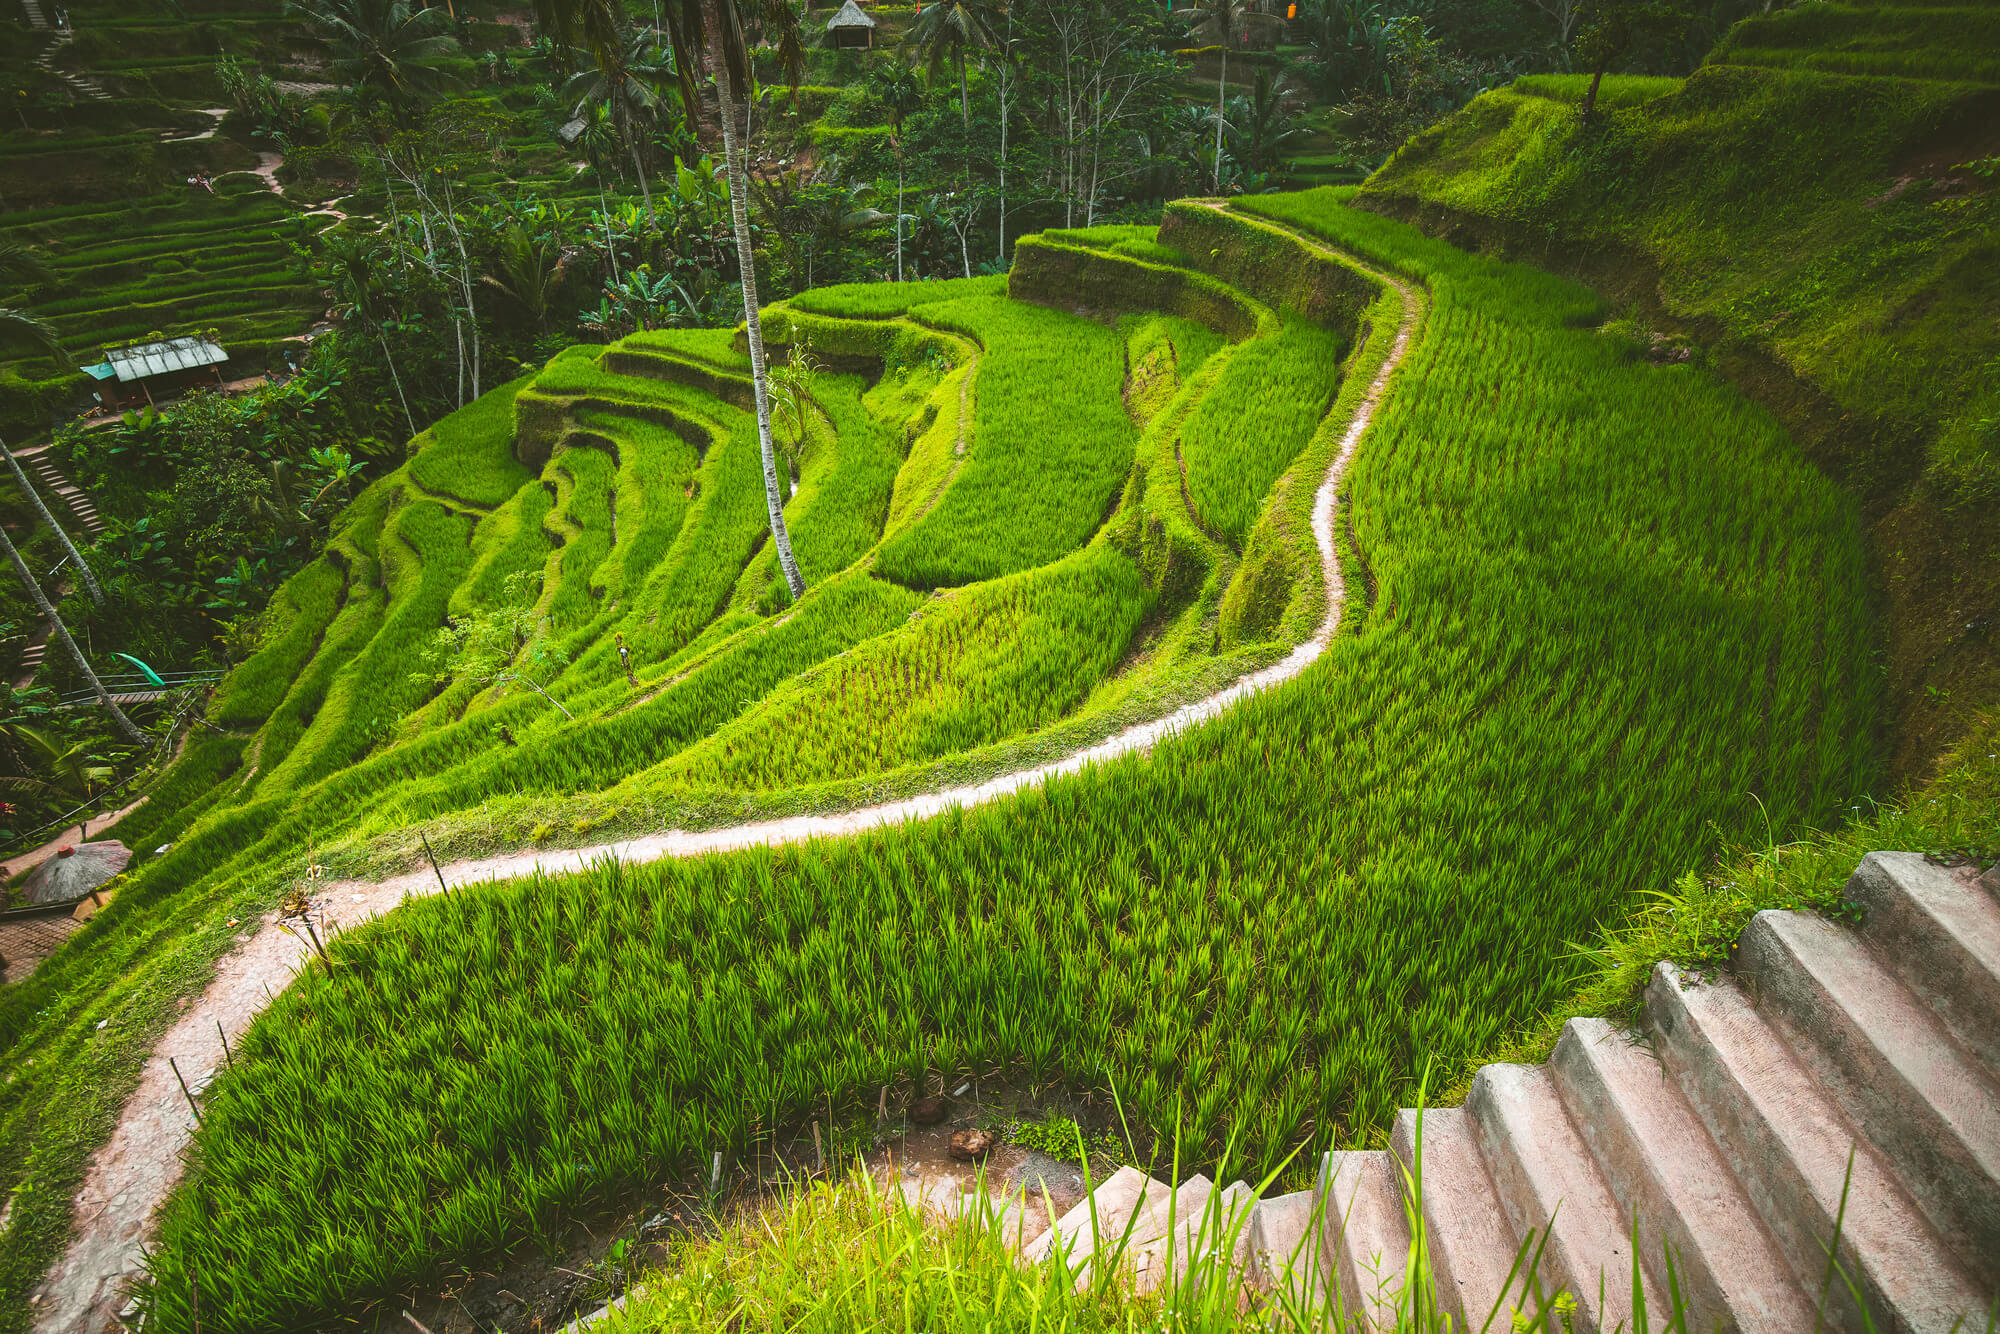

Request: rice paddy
left=24, top=192, right=1882, bottom=1334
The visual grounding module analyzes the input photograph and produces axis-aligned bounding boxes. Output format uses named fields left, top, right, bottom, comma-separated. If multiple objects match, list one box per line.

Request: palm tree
left=563, top=30, right=672, bottom=225
left=0, top=246, right=65, bottom=367
left=318, top=232, right=419, bottom=440
left=1223, top=69, right=1309, bottom=172
left=536, top=0, right=810, bottom=600
left=1, top=435, right=102, bottom=607
left=481, top=223, right=569, bottom=336
left=288, top=0, right=462, bottom=119
left=0, top=308, right=64, bottom=366
left=903, top=0, right=1002, bottom=135
left=1173, top=0, right=1285, bottom=192
left=868, top=60, right=925, bottom=282
left=0, top=524, right=146, bottom=746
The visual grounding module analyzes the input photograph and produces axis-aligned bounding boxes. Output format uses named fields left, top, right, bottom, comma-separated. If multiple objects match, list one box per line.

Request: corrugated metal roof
left=826, top=0, right=875, bottom=27
left=103, top=336, right=229, bottom=383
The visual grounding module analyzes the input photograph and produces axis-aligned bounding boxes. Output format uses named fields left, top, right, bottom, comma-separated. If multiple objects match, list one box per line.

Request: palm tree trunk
left=1214, top=40, right=1227, bottom=193
left=895, top=151, right=905, bottom=282
left=712, top=49, right=806, bottom=601
left=1, top=436, right=102, bottom=606
left=0, top=524, right=145, bottom=745
left=630, top=141, right=657, bottom=226
left=376, top=329, right=419, bottom=440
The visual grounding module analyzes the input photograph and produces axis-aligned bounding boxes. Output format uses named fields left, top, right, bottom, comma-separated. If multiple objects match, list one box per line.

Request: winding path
left=30, top=223, right=1424, bottom=1334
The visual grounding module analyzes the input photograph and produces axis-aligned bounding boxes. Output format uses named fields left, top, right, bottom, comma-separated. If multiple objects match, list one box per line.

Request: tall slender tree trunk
left=996, top=64, right=1008, bottom=265
left=0, top=524, right=145, bottom=745
left=895, top=151, right=905, bottom=282
left=376, top=329, right=418, bottom=440
left=1214, top=40, right=1227, bottom=193
left=630, top=141, right=657, bottom=225
left=1, top=436, right=101, bottom=606
left=712, top=46, right=806, bottom=601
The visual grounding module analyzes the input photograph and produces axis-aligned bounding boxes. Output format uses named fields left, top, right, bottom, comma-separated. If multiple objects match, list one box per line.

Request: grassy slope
left=0, top=249, right=1356, bottom=1333
left=1355, top=58, right=2000, bottom=783
left=107, top=203, right=1888, bottom=1333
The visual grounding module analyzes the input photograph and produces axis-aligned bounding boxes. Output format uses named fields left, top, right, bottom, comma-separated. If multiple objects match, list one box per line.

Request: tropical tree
left=0, top=725, right=116, bottom=810
left=0, top=525, right=147, bottom=746
left=903, top=0, right=1003, bottom=133
left=1223, top=69, right=1309, bottom=172
left=562, top=29, right=672, bottom=224
left=287, top=0, right=463, bottom=119
left=1, top=434, right=102, bottom=606
left=868, top=59, right=925, bottom=282
left=0, top=241, right=65, bottom=367
left=535, top=0, right=811, bottom=600
left=0, top=310, right=64, bottom=366
left=480, top=222, right=569, bottom=336
left=1573, top=0, right=1688, bottom=120
left=1172, top=0, right=1286, bottom=191
left=317, top=231, right=420, bottom=439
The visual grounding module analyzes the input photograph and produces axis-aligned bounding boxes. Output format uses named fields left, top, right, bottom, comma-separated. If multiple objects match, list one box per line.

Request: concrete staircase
left=925, top=852, right=2000, bottom=1331
left=20, top=0, right=112, bottom=102
left=19, top=448, right=108, bottom=541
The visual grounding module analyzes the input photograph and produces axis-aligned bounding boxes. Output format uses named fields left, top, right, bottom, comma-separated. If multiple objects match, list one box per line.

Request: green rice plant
left=787, top=274, right=1006, bottom=319
left=207, top=557, right=344, bottom=727
left=1509, top=73, right=1685, bottom=106
left=407, top=374, right=536, bottom=506
left=1179, top=312, right=1347, bottom=547
left=873, top=294, right=1137, bottom=588
left=666, top=543, right=1150, bottom=790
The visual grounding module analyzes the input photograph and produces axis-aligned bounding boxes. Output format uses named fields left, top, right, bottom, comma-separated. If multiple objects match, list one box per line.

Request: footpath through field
left=30, top=218, right=1426, bottom=1334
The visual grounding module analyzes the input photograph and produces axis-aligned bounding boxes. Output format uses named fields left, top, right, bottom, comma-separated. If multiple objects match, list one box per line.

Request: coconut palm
left=563, top=29, right=672, bottom=225
left=0, top=308, right=64, bottom=366
left=1223, top=68, right=1309, bottom=172
left=903, top=0, right=1002, bottom=134
left=536, top=0, right=811, bottom=600
left=288, top=0, right=463, bottom=119
left=868, top=59, right=925, bottom=281
left=0, top=525, right=146, bottom=746
left=1173, top=0, right=1286, bottom=192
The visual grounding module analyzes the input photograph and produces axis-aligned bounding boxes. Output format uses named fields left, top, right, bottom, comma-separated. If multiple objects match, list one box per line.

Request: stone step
left=986, top=1189, right=1063, bottom=1251
left=1127, top=1172, right=1214, bottom=1294
left=1318, top=1148, right=1410, bottom=1330
left=1845, top=851, right=2000, bottom=1077
left=1647, top=961, right=1988, bottom=1334
left=1549, top=1017, right=1817, bottom=1333
left=1391, top=1107, right=1526, bottom=1330
left=1736, top=909, right=2000, bottom=1289
left=1018, top=1164, right=1169, bottom=1281
left=1243, top=1189, right=1330, bottom=1310
left=1467, top=1062, right=1667, bottom=1332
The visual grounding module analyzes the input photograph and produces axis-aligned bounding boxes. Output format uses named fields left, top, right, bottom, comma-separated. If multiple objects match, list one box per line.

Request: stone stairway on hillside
left=20, top=0, right=112, bottom=102
left=8, top=448, right=104, bottom=683
left=914, top=852, right=2000, bottom=1332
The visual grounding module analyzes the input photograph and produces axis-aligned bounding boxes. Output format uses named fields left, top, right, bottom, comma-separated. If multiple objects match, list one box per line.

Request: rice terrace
left=0, top=0, right=1994, bottom=1332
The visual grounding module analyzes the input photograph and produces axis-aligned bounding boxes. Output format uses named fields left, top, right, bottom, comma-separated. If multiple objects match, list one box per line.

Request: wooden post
left=169, top=1056, right=202, bottom=1126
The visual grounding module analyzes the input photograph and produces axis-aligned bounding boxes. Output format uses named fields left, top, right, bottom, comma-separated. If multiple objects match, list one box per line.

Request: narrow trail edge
left=30, top=225, right=1424, bottom=1334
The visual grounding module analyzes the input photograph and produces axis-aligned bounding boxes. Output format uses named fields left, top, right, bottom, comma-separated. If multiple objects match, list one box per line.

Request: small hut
left=825, top=0, right=875, bottom=49
left=90, top=335, right=230, bottom=410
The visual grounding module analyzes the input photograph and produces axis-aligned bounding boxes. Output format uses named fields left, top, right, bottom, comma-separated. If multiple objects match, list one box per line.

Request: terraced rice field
left=0, top=184, right=322, bottom=373
left=0, top=196, right=1883, bottom=1334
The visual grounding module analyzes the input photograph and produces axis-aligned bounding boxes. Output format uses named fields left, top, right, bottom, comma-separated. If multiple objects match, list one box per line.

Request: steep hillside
left=0, top=199, right=1894, bottom=1333
left=1354, top=11, right=1999, bottom=781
